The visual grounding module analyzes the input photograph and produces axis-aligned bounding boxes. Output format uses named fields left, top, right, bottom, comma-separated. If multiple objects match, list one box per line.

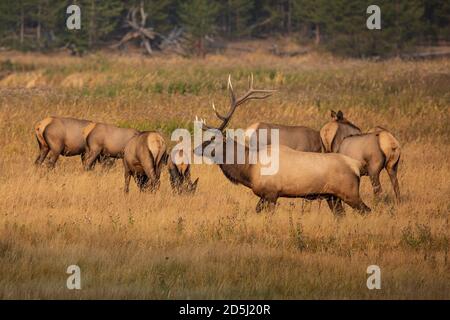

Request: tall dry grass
left=0, top=52, right=449, bottom=299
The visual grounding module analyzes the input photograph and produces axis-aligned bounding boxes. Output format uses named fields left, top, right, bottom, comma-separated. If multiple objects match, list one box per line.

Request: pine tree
left=293, top=0, right=332, bottom=45
left=59, top=0, right=123, bottom=52
left=221, top=0, right=254, bottom=38
left=178, top=0, right=219, bottom=56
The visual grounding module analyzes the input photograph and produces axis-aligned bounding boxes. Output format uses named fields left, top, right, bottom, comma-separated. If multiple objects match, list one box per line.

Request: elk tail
left=34, top=117, right=53, bottom=148
left=349, top=158, right=363, bottom=178
left=320, top=122, right=339, bottom=152
left=377, top=130, right=401, bottom=171
left=147, top=133, right=167, bottom=178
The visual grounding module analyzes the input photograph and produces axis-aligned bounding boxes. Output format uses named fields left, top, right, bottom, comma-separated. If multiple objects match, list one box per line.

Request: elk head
left=169, top=149, right=199, bottom=195
left=194, top=74, right=274, bottom=162
left=330, top=110, right=361, bottom=130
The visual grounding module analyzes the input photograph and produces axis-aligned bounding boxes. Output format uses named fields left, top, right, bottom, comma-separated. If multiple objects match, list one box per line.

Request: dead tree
left=112, top=3, right=158, bottom=55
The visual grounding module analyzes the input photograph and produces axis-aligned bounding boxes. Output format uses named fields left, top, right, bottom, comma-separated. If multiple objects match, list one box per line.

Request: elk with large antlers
left=320, top=110, right=401, bottom=203
left=195, top=76, right=370, bottom=215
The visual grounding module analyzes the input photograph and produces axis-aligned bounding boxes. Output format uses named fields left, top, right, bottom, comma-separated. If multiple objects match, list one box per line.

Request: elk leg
left=135, top=174, right=149, bottom=192
left=387, top=163, right=401, bottom=204
left=46, top=150, right=61, bottom=169
left=140, top=152, right=159, bottom=192
left=326, top=196, right=345, bottom=216
left=345, top=198, right=371, bottom=214
left=169, top=167, right=182, bottom=193
left=368, top=158, right=384, bottom=197
left=80, top=153, right=86, bottom=166
left=99, top=156, right=115, bottom=170
left=43, top=134, right=63, bottom=169
left=35, top=143, right=50, bottom=165
left=341, top=178, right=371, bottom=214
left=255, top=197, right=277, bottom=213
left=123, top=161, right=131, bottom=193
left=84, top=149, right=101, bottom=171
left=369, top=173, right=382, bottom=196
left=124, top=171, right=131, bottom=193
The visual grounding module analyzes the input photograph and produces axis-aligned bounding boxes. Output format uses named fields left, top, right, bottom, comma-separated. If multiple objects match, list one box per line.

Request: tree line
left=0, top=0, right=449, bottom=57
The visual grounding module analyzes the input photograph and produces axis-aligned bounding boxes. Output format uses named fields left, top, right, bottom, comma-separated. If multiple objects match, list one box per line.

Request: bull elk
left=123, top=131, right=168, bottom=193
left=320, top=110, right=401, bottom=203
left=195, top=76, right=370, bottom=215
left=83, top=123, right=140, bottom=170
left=34, top=116, right=93, bottom=168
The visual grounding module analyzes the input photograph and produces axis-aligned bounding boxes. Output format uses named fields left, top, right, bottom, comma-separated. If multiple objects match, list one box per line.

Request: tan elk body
left=320, top=111, right=401, bottom=202
left=196, top=76, right=370, bottom=214
left=245, top=122, right=322, bottom=152
left=123, top=131, right=168, bottom=192
left=83, top=123, right=139, bottom=170
left=34, top=116, right=93, bottom=168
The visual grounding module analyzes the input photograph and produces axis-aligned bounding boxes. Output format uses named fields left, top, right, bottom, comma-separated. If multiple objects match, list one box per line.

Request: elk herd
left=34, top=75, right=401, bottom=216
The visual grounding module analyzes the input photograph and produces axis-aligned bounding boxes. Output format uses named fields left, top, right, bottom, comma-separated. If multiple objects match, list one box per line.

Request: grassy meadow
left=0, top=51, right=449, bottom=299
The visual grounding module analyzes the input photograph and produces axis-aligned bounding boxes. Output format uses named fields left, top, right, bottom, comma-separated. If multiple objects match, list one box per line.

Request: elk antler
left=203, top=74, right=275, bottom=132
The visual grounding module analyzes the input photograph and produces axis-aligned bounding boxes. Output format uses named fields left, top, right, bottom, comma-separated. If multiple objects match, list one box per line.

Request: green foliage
left=220, top=0, right=255, bottom=37
left=178, top=0, right=219, bottom=56
left=63, top=0, right=123, bottom=51
left=0, top=0, right=449, bottom=57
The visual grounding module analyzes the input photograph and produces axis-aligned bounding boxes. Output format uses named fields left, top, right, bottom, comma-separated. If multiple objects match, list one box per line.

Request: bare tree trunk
left=286, top=0, right=292, bottom=35
left=20, top=4, right=24, bottom=45
left=88, top=0, right=96, bottom=48
left=37, top=2, right=41, bottom=49
left=315, top=23, right=320, bottom=45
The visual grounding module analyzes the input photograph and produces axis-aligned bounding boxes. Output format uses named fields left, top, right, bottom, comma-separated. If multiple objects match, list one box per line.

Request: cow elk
left=168, top=148, right=199, bottom=194
left=240, top=75, right=322, bottom=153
left=123, top=131, right=168, bottom=193
left=83, top=122, right=140, bottom=170
left=34, top=116, right=93, bottom=168
left=320, top=110, right=401, bottom=203
left=195, top=76, right=370, bottom=215
left=245, top=122, right=322, bottom=152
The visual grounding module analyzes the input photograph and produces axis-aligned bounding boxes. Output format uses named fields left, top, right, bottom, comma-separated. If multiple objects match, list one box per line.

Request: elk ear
left=336, top=110, right=344, bottom=120
left=330, top=110, right=337, bottom=119
left=192, top=178, right=199, bottom=188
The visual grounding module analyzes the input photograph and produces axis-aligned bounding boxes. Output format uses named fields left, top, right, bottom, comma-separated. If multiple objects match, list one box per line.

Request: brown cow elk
left=34, top=116, right=93, bottom=168
left=195, top=76, right=370, bottom=215
left=168, top=148, right=199, bottom=194
left=83, top=123, right=140, bottom=170
left=320, top=110, right=401, bottom=203
left=245, top=122, right=322, bottom=152
left=123, top=131, right=168, bottom=193
left=242, top=75, right=322, bottom=153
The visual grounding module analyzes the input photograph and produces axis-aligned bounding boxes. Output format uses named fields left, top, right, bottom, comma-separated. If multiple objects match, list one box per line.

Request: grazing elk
left=195, top=76, right=370, bottom=215
left=83, top=122, right=140, bottom=170
left=168, top=148, right=199, bottom=194
left=123, top=131, right=168, bottom=193
left=320, top=110, right=401, bottom=203
left=34, top=116, right=93, bottom=168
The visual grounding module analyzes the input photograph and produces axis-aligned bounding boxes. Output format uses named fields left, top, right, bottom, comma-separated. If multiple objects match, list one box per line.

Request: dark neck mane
left=217, top=138, right=253, bottom=188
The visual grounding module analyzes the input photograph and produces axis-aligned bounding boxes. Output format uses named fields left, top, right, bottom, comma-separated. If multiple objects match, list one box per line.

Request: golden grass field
left=0, top=51, right=449, bottom=299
